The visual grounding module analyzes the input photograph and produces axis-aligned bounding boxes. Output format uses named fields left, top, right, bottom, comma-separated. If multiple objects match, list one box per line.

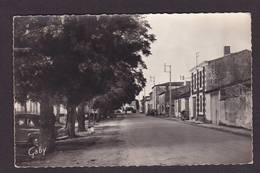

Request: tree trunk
left=66, top=104, right=76, bottom=138
left=96, top=109, right=101, bottom=122
left=22, top=100, right=27, bottom=113
left=56, top=104, right=60, bottom=123
left=39, top=95, right=56, bottom=153
left=77, top=104, right=86, bottom=132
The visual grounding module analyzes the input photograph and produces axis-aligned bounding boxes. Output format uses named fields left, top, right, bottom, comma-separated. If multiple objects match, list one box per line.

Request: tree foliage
left=14, top=15, right=155, bottom=147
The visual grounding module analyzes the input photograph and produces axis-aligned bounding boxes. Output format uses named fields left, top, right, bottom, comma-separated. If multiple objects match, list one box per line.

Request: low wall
left=219, top=83, right=252, bottom=129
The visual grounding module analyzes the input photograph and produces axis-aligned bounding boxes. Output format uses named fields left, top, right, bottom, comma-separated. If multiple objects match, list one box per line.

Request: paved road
left=18, top=113, right=252, bottom=167
left=119, top=113, right=252, bottom=166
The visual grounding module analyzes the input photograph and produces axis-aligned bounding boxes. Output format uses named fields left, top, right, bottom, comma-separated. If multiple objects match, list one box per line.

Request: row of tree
left=14, top=15, right=155, bottom=152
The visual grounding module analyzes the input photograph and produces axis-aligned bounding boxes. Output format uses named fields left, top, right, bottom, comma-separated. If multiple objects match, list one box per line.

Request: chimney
left=224, top=46, right=231, bottom=56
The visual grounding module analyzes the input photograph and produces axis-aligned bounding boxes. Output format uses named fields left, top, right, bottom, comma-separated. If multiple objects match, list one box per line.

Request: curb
left=153, top=116, right=252, bottom=138
left=183, top=121, right=251, bottom=138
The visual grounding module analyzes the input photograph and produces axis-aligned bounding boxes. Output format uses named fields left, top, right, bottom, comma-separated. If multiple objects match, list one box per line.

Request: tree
left=14, top=46, right=58, bottom=152
left=93, top=65, right=146, bottom=118
left=40, top=15, right=155, bottom=135
left=14, top=15, right=155, bottom=150
left=14, top=16, right=68, bottom=151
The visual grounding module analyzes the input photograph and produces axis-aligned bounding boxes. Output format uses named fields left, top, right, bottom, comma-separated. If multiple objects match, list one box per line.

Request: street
left=18, top=113, right=252, bottom=167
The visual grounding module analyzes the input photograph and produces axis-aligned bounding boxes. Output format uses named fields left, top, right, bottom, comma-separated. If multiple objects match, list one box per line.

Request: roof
left=205, top=49, right=252, bottom=92
left=15, top=113, right=40, bottom=118
left=141, top=96, right=151, bottom=102
left=189, top=49, right=251, bottom=72
left=171, top=84, right=190, bottom=99
left=189, top=61, right=208, bottom=72
left=159, top=91, right=166, bottom=96
left=152, top=82, right=184, bottom=89
left=208, top=49, right=251, bottom=64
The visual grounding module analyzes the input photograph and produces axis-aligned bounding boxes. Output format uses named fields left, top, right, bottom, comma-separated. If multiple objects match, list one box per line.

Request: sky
left=138, top=13, right=251, bottom=99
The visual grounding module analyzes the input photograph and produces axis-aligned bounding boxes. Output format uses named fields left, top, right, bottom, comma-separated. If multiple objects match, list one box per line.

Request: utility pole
left=196, top=52, right=199, bottom=69
left=195, top=52, right=199, bottom=120
left=150, top=75, right=156, bottom=111
left=164, top=63, right=172, bottom=117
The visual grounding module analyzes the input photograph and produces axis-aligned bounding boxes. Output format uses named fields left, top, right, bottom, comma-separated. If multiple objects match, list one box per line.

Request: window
left=194, top=74, right=197, bottom=89
left=199, top=95, right=202, bottom=112
left=178, top=99, right=181, bottom=112
left=191, top=73, right=194, bottom=89
left=200, top=71, right=202, bottom=88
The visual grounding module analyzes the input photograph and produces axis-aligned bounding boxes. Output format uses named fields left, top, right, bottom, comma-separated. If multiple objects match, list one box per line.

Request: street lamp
left=164, top=63, right=172, bottom=117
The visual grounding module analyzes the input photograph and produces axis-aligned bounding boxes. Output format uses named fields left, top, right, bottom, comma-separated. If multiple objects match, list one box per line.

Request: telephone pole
left=150, top=75, right=156, bottom=111
left=196, top=52, right=199, bottom=69
left=164, top=63, right=172, bottom=117
left=195, top=52, right=199, bottom=120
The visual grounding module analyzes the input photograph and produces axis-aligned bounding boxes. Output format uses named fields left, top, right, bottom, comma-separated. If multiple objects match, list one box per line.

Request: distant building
left=14, top=100, right=40, bottom=115
left=123, top=100, right=138, bottom=112
left=158, top=91, right=166, bottom=115
left=151, top=82, right=184, bottom=116
left=146, top=92, right=153, bottom=115
left=189, top=47, right=252, bottom=129
left=172, top=82, right=190, bottom=118
left=140, top=96, right=151, bottom=114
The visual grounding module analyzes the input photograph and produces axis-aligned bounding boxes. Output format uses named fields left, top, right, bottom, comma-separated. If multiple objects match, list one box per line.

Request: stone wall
left=205, top=50, right=251, bottom=92
left=219, top=82, right=252, bottom=129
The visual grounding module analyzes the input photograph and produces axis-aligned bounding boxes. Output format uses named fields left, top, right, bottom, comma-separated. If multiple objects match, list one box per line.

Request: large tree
left=14, top=15, right=155, bottom=150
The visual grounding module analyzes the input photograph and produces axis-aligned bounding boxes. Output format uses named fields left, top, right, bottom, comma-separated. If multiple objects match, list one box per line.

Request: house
left=15, top=100, right=68, bottom=123
left=158, top=91, right=166, bottom=115
left=189, top=47, right=252, bottom=129
left=189, top=60, right=207, bottom=121
left=172, top=82, right=190, bottom=118
left=151, top=82, right=184, bottom=116
left=146, top=92, right=153, bottom=115
left=14, top=100, right=40, bottom=114
left=140, top=96, right=150, bottom=114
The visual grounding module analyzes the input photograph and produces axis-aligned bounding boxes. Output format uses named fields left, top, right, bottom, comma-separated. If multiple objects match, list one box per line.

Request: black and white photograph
left=13, top=13, right=252, bottom=167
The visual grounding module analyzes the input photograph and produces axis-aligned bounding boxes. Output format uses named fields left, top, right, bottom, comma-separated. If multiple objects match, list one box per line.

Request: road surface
left=18, top=113, right=252, bottom=167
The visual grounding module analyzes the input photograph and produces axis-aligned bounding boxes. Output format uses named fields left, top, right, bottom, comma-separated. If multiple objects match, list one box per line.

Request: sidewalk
left=17, top=118, right=122, bottom=166
left=154, top=115, right=252, bottom=137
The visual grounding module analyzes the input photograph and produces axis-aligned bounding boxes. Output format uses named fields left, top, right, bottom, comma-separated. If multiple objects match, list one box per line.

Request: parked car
left=125, top=107, right=136, bottom=114
left=114, top=109, right=123, bottom=114
left=15, top=113, right=68, bottom=147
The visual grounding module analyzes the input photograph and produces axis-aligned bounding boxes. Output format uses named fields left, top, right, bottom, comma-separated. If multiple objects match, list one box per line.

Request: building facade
left=151, top=82, right=184, bottom=116
left=14, top=100, right=40, bottom=114
left=189, top=48, right=252, bottom=129
left=189, top=61, right=207, bottom=121
left=173, top=82, right=190, bottom=118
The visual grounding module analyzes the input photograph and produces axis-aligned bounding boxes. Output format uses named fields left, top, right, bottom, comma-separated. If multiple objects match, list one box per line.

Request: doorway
left=192, top=97, right=196, bottom=119
left=211, top=91, right=220, bottom=125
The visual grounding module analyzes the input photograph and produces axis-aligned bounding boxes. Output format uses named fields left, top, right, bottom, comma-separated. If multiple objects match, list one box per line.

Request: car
left=124, top=107, right=136, bottom=114
left=114, top=109, right=123, bottom=114
left=15, top=113, right=68, bottom=147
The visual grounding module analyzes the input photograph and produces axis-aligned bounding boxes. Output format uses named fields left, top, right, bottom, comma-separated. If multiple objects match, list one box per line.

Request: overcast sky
left=138, top=13, right=251, bottom=98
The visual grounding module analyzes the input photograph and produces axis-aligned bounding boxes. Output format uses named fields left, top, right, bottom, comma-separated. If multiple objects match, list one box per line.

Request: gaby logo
left=28, top=146, right=47, bottom=159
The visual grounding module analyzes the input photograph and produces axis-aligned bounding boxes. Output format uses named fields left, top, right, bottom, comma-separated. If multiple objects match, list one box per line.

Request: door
left=211, top=92, right=219, bottom=125
left=192, top=97, right=196, bottom=119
